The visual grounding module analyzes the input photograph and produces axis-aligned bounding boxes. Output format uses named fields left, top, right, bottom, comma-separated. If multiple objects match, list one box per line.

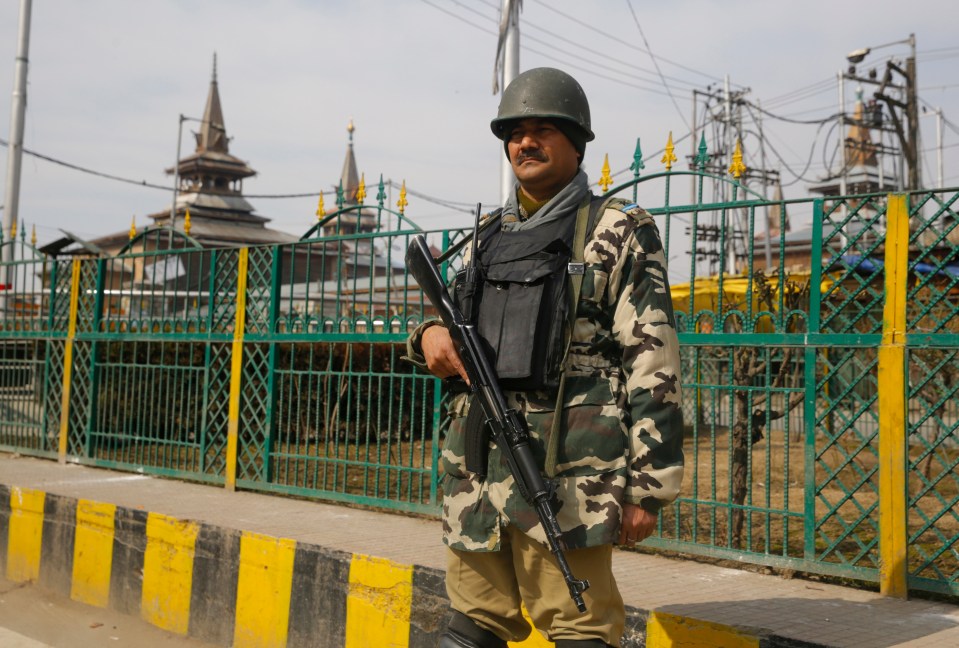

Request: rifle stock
left=405, top=232, right=590, bottom=613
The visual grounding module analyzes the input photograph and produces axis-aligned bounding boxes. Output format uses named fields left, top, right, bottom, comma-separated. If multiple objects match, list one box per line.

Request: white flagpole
left=3, top=0, right=32, bottom=259
left=498, top=0, right=520, bottom=205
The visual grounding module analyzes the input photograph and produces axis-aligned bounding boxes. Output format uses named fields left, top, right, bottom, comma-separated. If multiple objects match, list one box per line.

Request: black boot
left=439, top=611, right=507, bottom=648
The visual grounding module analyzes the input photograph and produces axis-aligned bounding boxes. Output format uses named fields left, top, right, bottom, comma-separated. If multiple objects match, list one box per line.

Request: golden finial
left=347, top=118, right=355, bottom=136
left=661, top=131, right=678, bottom=170
left=184, top=208, right=192, bottom=236
left=598, top=154, right=613, bottom=192
left=728, top=139, right=746, bottom=179
left=31, top=224, right=36, bottom=247
left=10, top=220, right=16, bottom=241
left=356, top=173, right=366, bottom=203
left=316, top=193, right=326, bottom=220
left=396, top=181, right=409, bottom=215
left=129, top=216, right=137, bottom=240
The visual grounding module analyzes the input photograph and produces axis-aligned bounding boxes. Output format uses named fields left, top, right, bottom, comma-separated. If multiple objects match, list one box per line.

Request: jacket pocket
left=440, top=393, right=470, bottom=479
left=527, top=376, right=627, bottom=477
left=581, top=267, right=608, bottom=304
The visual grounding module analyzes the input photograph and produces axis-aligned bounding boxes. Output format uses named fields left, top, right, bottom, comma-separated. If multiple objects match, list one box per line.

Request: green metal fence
left=0, top=155, right=955, bottom=597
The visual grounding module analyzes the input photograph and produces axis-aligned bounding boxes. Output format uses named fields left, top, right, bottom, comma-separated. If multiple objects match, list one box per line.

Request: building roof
left=38, top=230, right=108, bottom=257
left=92, top=55, right=293, bottom=252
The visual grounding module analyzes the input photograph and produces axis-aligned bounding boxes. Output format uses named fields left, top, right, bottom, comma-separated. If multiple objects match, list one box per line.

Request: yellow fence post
left=225, top=248, right=249, bottom=491
left=57, top=259, right=83, bottom=463
left=878, top=193, right=909, bottom=598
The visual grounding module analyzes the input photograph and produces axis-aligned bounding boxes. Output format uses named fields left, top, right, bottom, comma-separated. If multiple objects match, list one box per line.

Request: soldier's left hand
left=619, top=504, right=657, bottom=546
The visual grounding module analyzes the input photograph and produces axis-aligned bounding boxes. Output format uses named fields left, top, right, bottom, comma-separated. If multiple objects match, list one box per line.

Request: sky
left=1, top=0, right=958, bottom=251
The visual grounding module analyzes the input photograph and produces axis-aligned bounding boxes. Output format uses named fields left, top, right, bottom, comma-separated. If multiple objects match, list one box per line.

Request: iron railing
left=0, top=151, right=955, bottom=597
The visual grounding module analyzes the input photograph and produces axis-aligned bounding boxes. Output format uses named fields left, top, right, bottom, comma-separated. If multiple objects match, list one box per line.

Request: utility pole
left=846, top=34, right=919, bottom=191
left=935, top=107, right=944, bottom=188
left=757, top=99, right=772, bottom=269
left=496, top=0, right=521, bottom=205
left=689, top=79, right=782, bottom=276
left=837, top=71, right=848, bottom=198
left=3, top=0, right=32, bottom=264
left=905, top=34, right=919, bottom=190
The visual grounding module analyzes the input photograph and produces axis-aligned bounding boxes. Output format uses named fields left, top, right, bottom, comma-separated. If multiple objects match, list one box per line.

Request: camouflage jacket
left=406, top=199, right=684, bottom=551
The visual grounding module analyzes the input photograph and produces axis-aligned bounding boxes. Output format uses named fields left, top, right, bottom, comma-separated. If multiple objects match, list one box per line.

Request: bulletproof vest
left=454, top=215, right=576, bottom=392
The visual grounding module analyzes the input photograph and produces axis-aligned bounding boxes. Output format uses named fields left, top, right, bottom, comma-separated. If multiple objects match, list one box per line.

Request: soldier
left=406, top=67, right=684, bottom=648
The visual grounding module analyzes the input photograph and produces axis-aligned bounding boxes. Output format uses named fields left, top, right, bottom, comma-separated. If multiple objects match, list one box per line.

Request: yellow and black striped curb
left=0, top=485, right=822, bottom=648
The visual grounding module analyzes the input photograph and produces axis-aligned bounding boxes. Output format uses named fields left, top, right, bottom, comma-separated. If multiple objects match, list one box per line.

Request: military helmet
left=490, top=67, right=595, bottom=146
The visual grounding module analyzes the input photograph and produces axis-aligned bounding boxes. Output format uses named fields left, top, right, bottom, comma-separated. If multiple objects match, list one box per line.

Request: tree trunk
left=731, top=385, right=751, bottom=549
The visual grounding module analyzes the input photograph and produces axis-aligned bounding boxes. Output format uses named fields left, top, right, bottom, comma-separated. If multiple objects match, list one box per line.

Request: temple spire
left=196, top=53, right=228, bottom=154
left=340, top=119, right=360, bottom=203
left=845, top=86, right=878, bottom=168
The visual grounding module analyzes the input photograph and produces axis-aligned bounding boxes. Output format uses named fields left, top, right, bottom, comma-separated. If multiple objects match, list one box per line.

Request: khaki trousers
left=445, top=527, right=625, bottom=646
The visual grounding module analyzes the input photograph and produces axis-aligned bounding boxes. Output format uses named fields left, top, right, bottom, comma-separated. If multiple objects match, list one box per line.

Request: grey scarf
left=500, top=169, right=590, bottom=231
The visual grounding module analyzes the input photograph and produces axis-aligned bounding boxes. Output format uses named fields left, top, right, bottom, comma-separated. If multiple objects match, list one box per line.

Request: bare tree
left=724, top=270, right=810, bottom=549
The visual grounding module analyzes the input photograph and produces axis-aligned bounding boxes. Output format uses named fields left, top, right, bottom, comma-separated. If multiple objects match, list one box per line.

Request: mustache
left=515, top=149, right=548, bottom=164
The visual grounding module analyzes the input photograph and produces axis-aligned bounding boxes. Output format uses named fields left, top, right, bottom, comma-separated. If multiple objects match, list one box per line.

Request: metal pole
left=499, top=0, right=519, bottom=205
left=906, top=55, right=919, bottom=191
left=936, top=107, right=944, bottom=188
left=690, top=90, right=697, bottom=203
left=878, top=124, right=885, bottom=192
left=3, top=0, right=32, bottom=263
left=837, top=71, right=848, bottom=247
left=758, top=99, right=772, bottom=269
left=171, top=114, right=185, bottom=229
left=838, top=71, right=847, bottom=198
left=724, top=75, right=735, bottom=274
left=906, top=33, right=920, bottom=192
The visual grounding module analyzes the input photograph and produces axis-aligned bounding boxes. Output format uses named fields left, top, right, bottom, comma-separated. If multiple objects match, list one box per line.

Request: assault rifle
left=405, top=204, right=590, bottom=612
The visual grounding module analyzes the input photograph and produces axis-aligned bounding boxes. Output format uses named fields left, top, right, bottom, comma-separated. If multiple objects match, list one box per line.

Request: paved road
left=0, top=577, right=218, bottom=648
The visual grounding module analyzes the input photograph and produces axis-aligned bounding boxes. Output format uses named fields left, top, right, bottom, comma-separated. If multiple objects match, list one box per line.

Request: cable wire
left=0, top=135, right=490, bottom=213
left=624, top=0, right=691, bottom=130
left=422, top=0, right=692, bottom=98
left=0, top=136, right=172, bottom=191
left=526, top=0, right=734, bottom=86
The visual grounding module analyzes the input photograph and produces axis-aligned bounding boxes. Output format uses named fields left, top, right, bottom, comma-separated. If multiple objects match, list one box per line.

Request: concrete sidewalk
left=0, top=453, right=956, bottom=647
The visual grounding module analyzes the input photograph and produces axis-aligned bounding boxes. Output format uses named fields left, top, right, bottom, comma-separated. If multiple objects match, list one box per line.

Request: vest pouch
left=476, top=248, right=569, bottom=391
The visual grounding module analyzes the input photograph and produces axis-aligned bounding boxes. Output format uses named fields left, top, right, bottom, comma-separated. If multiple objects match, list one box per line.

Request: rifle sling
left=464, top=394, right=491, bottom=477
left=545, top=195, right=608, bottom=478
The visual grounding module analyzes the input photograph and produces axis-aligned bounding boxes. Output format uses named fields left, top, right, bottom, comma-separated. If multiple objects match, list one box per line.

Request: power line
left=419, top=0, right=496, bottom=37
left=762, top=77, right=836, bottom=110
left=521, top=42, right=689, bottom=100
left=0, top=135, right=489, bottom=214
left=527, top=0, right=734, bottom=86
left=386, top=180, right=489, bottom=214
left=516, top=4, right=705, bottom=90
left=624, top=0, right=691, bottom=130
left=918, top=45, right=959, bottom=56
left=522, top=20, right=701, bottom=91
left=428, top=0, right=696, bottom=98
left=765, top=102, right=843, bottom=119
left=920, top=83, right=959, bottom=92
left=745, top=101, right=840, bottom=126
left=0, top=136, right=172, bottom=191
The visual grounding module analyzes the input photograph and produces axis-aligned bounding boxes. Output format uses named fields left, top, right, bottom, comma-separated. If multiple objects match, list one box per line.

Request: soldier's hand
left=421, top=325, right=470, bottom=385
left=619, top=503, right=657, bottom=546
